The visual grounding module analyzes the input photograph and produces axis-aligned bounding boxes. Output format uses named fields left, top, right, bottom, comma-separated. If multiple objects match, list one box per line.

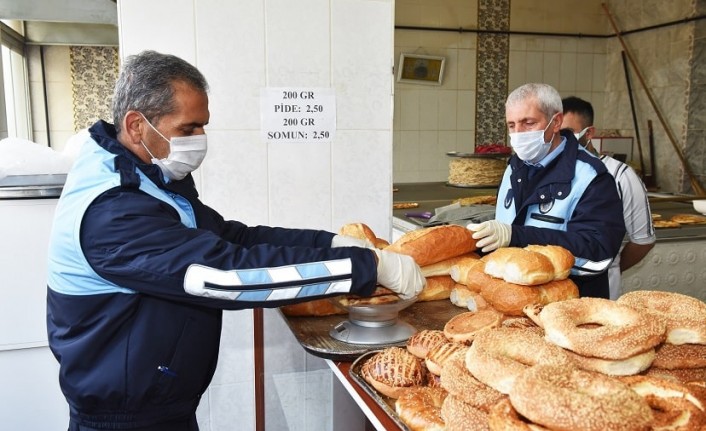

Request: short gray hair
left=506, top=83, right=562, bottom=120
left=112, top=50, right=209, bottom=133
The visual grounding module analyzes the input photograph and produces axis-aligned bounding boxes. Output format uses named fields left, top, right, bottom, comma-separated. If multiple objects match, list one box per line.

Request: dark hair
left=112, top=50, right=209, bottom=133
left=562, top=96, right=594, bottom=126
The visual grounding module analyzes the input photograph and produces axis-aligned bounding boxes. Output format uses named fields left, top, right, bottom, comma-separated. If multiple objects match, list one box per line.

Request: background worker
left=562, top=96, right=656, bottom=299
left=468, top=83, right=626, bottom=298
left=46, top=50, right=424, bottom=431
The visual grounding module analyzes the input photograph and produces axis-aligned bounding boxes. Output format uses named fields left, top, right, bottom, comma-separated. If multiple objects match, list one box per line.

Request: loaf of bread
left=421, top=252, right=480, bottom=277
left=449, top=284, right=488, bottom=312
left=386, top=225, right=478, bottom=267
left=338, top=222, right=389, bottom=249
left=482, top=247, right=555, bottom=286
left=523, top=245, right=574, bottom=280
left=418, top=275, right=455, bottom=302
left=480, top=278, right=579, bottom=316
left=449, top=259, right=486, bottom=291
left=280, top=298, right=347, bottom=317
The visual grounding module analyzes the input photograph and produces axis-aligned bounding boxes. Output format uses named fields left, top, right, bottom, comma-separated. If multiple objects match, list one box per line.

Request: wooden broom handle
left=602, top=2, right=706, bottom=195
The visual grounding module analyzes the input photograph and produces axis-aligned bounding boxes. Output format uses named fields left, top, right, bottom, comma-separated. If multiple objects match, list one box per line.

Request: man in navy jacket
left=467, top=83, right=625, bottom=298
left=47, top=50, right=424, bottom=431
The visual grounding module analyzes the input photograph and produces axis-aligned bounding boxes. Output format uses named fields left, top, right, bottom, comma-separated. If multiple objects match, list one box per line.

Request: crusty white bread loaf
left=386, top=225, right=478, bottom=267
left=482, top=247, right=555, bottom=286
left=280, top=299, right=347, bottom=317
left=418, top=275, right=455, bottom=302
left=450, top=284, right=489, bottom=312
left=523, top=245, right=574, bottom=280
left=338, top=222, right=377, bottom=242
left=449, top=259, right=486, bottom=291
left=338, top=222, right=389, bottom=249
left=480, top=278, right=579, bottom=316
left=421, top=252, right=480, bottom=277
left=374, top=238, right=390, bottom=249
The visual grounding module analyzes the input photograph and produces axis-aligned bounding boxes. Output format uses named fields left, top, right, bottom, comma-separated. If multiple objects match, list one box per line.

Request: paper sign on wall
left=260, top=88, right=336, bottom=143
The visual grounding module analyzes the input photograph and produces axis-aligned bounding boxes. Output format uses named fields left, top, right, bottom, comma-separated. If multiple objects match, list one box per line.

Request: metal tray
left=349, top=350, right=412, bottom=431
left=446, top=181, right=500, bottom=189
left=446, top=151, right=509, bottom=159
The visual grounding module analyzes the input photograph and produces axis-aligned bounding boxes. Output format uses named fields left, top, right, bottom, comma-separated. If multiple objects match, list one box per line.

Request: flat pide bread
left=654, top=219, right=681, bottom=228
left=671, top=213, right=706, bottom=224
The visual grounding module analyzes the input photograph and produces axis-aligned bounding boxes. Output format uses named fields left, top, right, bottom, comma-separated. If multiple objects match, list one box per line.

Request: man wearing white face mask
left=467, top=83, right=625, bottom=298
left=562, top=96, right=655, bottom=300
left=46, top=51, right=424, bottom=431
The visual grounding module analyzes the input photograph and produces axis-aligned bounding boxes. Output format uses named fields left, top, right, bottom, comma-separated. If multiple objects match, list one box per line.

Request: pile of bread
left=281, top=223, right=579, bottom=317
left=360, top=290, right=706, bottom=431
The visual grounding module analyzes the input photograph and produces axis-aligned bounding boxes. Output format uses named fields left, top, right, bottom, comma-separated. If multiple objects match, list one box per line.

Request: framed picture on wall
left=396, top=53, right=445, bottom=85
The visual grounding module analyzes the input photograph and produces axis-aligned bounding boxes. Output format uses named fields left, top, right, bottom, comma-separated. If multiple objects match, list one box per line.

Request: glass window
left=0, top=21, right=31, bottom=141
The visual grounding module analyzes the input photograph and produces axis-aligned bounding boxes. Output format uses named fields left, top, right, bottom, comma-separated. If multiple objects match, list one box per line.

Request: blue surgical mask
left=509, top=114, right=557, bottom=164
left=140, top=113, right=207, bottom=181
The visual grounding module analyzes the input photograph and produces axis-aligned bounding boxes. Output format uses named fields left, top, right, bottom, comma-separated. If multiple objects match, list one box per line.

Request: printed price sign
left=260, top=87, right=336, bottom=143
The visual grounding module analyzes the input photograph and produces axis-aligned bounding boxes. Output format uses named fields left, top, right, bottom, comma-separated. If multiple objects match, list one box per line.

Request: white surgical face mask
left=574, top=126, right=590, bottom=146
left=140, top=113, right=207, bottom=181
left=509, top=114, right=557, bottom=164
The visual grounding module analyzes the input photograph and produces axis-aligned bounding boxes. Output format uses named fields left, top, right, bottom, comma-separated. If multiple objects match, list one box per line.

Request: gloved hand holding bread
left=373, top=248, right=425, bottom=299
left=467, top=220, right=512, bottom=253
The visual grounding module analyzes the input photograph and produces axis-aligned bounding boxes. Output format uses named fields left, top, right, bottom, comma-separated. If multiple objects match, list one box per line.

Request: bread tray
left=446, top=181, right=500, bottom=189
left=446, top=151, right=509, bottom=159
left=349, top=350, right=412, bottom=431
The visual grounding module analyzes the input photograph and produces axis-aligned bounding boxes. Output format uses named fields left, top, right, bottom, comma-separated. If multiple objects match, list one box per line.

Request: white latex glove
left=467, top=220, right=512, bottom=253
left=373, top=249, right=426, bottom=300
left=331, top=234, right=374, bottom=249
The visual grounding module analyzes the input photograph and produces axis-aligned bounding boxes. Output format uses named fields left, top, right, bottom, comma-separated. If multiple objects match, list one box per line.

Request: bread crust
left=421, top=253, right=480, bottom=277
left=523, top=245, right=574, bottom=280
left=480, top=278, right=579, bottom=316
left=482, top=248, right=555, bottom=286
left=418, top=275, right=455, bottom=302
left=386, top=225, right=478, bottom=267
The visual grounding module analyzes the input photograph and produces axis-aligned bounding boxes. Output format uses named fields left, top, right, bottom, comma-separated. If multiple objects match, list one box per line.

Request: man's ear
left=122, top=111, right=145, bottom=148
left=551, top=112, right=564, bottom=133
left=585, top=125, right=596, bottom=142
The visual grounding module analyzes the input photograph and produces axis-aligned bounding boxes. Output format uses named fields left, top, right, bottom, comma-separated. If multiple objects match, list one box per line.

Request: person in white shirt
left=561, top=96, right=656, bottom=299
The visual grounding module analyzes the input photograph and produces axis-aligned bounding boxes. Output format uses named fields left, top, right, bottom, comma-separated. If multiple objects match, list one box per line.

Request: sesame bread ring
left=510, top=365, right=653, bottom=431
left=620, top=375, right=706, bottom=430
left=540, top=297, right=666, bottom=360
left=565, top=348, right=655, bottom=376
left=644, top=366, right=706, bottom=384
left=617, top=290, right=706, bottom=345
left=439, top=350, right=504, bottom=412
left=488, top=398, right=550, bottom=431
left=686, top=381, right=706, bottom=408
left=465, top=328, right=574, bottom=394
left=406, top=329, right=448, bottom=359
left=440, top=394, right=490, bottom=431
left=653, top=342, right=706, bottom=369
left=395, top=386, right=447, bottom=431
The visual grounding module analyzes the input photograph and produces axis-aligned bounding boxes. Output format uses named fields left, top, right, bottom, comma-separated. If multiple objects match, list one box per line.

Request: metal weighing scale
left=329, top=297, right=418, bottom=345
